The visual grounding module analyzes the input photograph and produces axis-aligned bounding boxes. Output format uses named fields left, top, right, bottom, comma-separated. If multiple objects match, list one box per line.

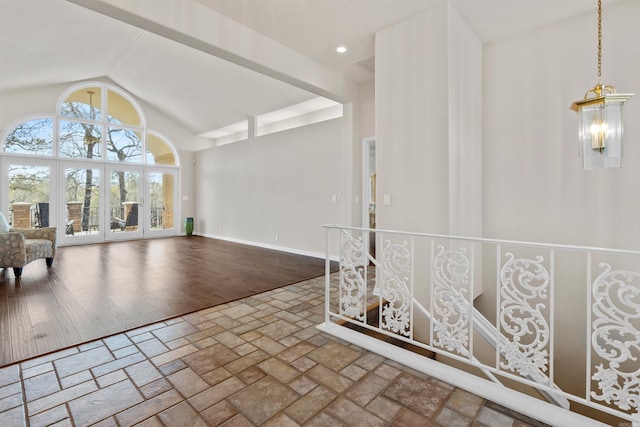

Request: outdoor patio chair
left=111, top=204, right=138, bottom=231
left=0, top=211, right=57, bottom=278
left=65, top=220, right=74, bottom=235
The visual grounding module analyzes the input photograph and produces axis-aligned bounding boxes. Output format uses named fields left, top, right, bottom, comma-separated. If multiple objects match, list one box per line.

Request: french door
left=59, top=161, right=103, bottom=244
left=105, top=165, right=143, bottom=241
left=2, top=156, right=178, bottom=245
left=57, top=162, right=177, bottom=245
left=145, top=168, right=178, bottom=238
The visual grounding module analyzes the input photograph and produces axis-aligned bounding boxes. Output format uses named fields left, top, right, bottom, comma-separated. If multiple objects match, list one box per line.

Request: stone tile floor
left=0, top=275, right=545, bottom=426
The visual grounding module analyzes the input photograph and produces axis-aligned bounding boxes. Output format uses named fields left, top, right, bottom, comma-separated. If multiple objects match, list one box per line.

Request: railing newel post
left=363, top=227, right=368, bottom=326
left=586, top=251, right=592, bottom=407
left=496, top=244, right=502, bottom=372
left=549, top=248, right=555, bottom=388
left=378, top=232, right=384, bottom=332
left=469, top=243, right=475, bottom=362
left=324, top=226, right=331, bottom=326
left=409, top=235, right=415, bottom=341
left=429, top=238, right=435, bottom=349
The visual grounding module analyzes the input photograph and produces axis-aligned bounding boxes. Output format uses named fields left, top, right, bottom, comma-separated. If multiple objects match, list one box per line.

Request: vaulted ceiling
left=0, top=0, right=620, bottom=147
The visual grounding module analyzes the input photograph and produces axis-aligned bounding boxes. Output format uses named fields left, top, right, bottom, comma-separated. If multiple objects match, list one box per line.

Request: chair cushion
left=0, top=212, right=9, bottom=234
left=25, top=238, right=54, bottom=263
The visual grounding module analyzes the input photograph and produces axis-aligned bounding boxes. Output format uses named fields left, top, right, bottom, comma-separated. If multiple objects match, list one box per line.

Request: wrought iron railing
left=320, top=225, right=640, bottom=427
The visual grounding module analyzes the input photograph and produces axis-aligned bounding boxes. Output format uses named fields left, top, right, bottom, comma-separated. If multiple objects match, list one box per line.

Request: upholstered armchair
left=0, top=212, right=57, bottom=278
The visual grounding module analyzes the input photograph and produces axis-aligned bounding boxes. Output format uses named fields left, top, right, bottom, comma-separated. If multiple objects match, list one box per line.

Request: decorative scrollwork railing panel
left=379, top=238, right=412, bottom=337
left=499, top=251, right=551, bottom=384
left=339, top=231, right=367, bottom=321
left=591, top=263, right=640, bottom=417
left=432, top=244, right=472, bottom=357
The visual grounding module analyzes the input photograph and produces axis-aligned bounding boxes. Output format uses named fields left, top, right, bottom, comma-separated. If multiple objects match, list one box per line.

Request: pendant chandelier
left=570, top=0, right=634, bottom=169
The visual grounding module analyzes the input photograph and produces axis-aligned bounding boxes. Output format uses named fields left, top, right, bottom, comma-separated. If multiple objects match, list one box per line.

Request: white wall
left=179, top=150, right=196, bottom=231
left=448, top=5, right=483, bottom=238
left=483, top=0, right=640, bottom=250
left=193, top=118, right=343, bottom=256
left=373, top=0, right=638, bottom=250
left=376, top=2, right=450, bottom=234
left=375, top=0, right=482, bottom=238
left=0, top=83, right=69, bottom=133
left=478, top=3, right=640, bottom=420
left=359, top=81, right=375, bottom=140
left=374, top=1, right=483, bottom=308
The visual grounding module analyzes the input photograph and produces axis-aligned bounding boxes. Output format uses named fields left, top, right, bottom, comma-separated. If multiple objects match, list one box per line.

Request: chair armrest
left=11, top=227, right=57, bottom=256
left=0, top=231, right=27, bottom=266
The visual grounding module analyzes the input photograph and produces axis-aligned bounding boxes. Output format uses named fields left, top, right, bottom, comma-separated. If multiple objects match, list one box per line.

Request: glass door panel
left=106, top=167, right=142, bottom=240
left=6, top=162, right=53, bottom=229
left=60, top=165, right=102, bottom=244
left=147, top=170, right=177, bottom=236
left=2, top=159, right=179, bottom=245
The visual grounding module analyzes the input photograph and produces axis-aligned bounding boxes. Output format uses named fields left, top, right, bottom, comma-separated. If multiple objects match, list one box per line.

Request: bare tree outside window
left=106, top=127, right=143, bottom=209
left=8, top=165, right=49, bottom=204
left=58, top=90, right=143, bottom=230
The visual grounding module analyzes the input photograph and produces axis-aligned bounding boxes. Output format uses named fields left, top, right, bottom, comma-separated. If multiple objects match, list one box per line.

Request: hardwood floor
left=0, top=236, right=334, bottom=368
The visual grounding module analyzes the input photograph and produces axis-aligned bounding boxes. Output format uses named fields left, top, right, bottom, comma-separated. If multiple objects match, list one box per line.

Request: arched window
left=3, top=83, right=177, bottom=166
left=1, top=82, right=179, bottom=240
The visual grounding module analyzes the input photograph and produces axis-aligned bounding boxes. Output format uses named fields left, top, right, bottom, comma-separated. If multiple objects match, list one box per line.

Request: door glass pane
left=106, top=128, right=142, bottom=163
left=59, top=120, right=102, bottom=160
left=8, top=165, right=50, bottom=229
left=64, top=167, right=100, bottom=236
left=149, top=172, right=175, bottom=230
left=110, top=170, right=140, bottom=233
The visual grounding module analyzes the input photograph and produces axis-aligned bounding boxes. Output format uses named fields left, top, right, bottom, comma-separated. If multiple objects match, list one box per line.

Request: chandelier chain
left=597, top=0, right=602, bottom=82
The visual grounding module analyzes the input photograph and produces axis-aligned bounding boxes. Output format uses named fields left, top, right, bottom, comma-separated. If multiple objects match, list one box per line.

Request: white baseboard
left=194, top=233, right=340, bottom=262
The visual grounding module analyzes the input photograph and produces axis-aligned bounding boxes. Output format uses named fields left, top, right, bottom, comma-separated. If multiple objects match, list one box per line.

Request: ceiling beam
left=66, top=0, right=359, bottom=103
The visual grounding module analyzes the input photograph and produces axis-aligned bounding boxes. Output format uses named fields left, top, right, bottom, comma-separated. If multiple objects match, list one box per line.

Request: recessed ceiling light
left=336, top=46, right=347, bottom=54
